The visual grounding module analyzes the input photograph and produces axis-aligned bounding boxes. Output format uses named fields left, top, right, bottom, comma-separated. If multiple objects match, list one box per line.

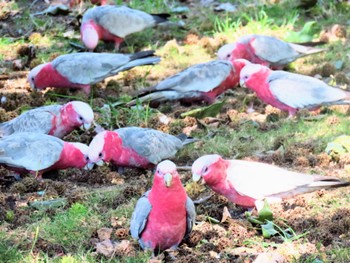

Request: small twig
left=193, top=194, right=213, bottom=204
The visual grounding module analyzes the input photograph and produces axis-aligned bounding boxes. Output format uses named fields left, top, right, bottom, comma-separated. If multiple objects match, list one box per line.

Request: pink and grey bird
left=87, top=127, right=197, bottom=169
left=239, top=62, right=350, bottom=117
left=80, top=5, right=169, bottom=50
left=127, top=59, right=248, bottom=106
left=28, top=51, right=160, bottom=94
left=192, top=154, right=349, bottom=209
left=0, top=101, right=93, bottom=138
left=0, top=132, right=89, bottom=179
left=217, top=34, right=324, bottom=70
left=130, top=160, right=196, bottom=252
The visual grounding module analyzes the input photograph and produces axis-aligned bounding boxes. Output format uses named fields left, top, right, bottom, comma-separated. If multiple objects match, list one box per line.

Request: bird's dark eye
left=86, top=156, right=89, bottom=161
left=31, top=77, right=34, bottom=81
left=226, top=54, right=231, bottom=58
left=203, top=166, right=209, bottom=173
left=79, top=116, right=83, bottom=121
left=98, top=153, right=103, bottom=158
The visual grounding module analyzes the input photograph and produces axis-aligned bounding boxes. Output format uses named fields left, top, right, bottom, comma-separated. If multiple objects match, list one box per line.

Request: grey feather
left=185, top=196, right=196, bottom=238
left=52, top=52, right=160, bottom=85
left=0, top=105, right=61, bottom=137
left=0, top=132, right=64, bottom=171
left=130, top=190, right=151, bottom=242
left=247, top=35, right=324, bottom=66
left=115, top=127, right=186, bottom=164
left=128, top=60, right=233, bottom=105
left=268, top=70, right=350, bottom=109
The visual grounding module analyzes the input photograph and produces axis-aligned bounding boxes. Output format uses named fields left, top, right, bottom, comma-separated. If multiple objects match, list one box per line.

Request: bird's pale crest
left=217, top=43, right=236, bottom=60
left=70, top=142, right=89, bottom=155
left=88, top=131, right=107, bottom=161
left=191, top=154, right=221, bottom=175
left=71, top=101, right=94, bottom=123
left=157, top=160, right=177, bottom=174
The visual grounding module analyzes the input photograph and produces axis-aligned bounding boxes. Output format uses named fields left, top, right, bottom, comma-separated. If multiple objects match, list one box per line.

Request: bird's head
left=70, top=142, right=90, bottom=168
left=27, top=63, right=47, bottom=90
left=154, top=160, right=179, bottom=188
left=81, top=21, right=99, bottom=51
left=217, top=43, right=236, bottom=61
left=87, top=131, right=117, bottom=169
left=69, top=101, right=94, bottom=131
left=239, top=63, right=267, bottom=88
left=192, top=154, right=223, bottom=185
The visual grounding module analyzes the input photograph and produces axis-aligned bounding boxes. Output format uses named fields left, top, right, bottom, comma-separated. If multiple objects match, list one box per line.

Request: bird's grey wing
left=97, top=6, right=155, bottom=38
left=117, top=127, right=183, bottom=164
left=0, top=133, right=63, bottom=171
left=8, top=105, right=61, bottom=134
left=250, top=35, right=299, bottom=64
left=154, top=60, right=233, bottom=93
left=226, top=160, right=315, bottom=200
left=53, top=53, right=131, bottom=84
left=130, top=190, right=152, bottom=240
left=185, top=196, right=196, bottom=238
left=268, top=71, right=347, bottom=108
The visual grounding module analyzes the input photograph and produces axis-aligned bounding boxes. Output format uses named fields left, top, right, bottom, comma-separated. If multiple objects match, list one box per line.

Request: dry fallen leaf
left=97, top=227, right=113, bottom=241
left=221, top=206, right=232, bottom=223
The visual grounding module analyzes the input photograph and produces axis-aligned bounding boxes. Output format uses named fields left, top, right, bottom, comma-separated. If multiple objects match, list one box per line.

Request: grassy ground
left=1, top=0, right=350, bottom=262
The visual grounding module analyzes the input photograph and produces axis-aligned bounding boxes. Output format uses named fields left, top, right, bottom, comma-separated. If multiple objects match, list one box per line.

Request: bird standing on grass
left=130, top=160, right=196, bottom=254
left=80, top=5, right=169, bottom=50
left=0, top=101, right=94, bottom=138
left=87, top=127, right=197, bottom=170
left=0, top=132, right=89, bottom=179
left=239, top=62, right=350, bottom=117
left=127, top=59, right=249, bottom=106
left=28, top=51, right=160, bottom=94
left=192, top=154, right=349, bottom=209
left=217, top=34, right=325, bottom=70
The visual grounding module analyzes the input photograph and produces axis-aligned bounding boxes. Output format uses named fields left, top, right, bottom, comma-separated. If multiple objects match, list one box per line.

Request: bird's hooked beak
left=239, top=79, right=247, bottom=88
left=81, top=122, right=92, bottom=131
left=192, top=173, right=201, bottom=182
left=85, top=162, right=95, bottom=170
left=164, top=173, right=173, bottom=187
left=95, top=160, right=104, bottom=166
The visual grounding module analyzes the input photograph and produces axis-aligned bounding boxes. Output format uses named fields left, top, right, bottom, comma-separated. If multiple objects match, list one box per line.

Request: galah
left=239, top=62, right=350, bottom=117
left=192, top=154, right=349, bottom=209
left=28, top=51, right=160, bottom=94
left=0, top=101, right=94, bottom=138
left=217, top=34, right=325, bottom=70
left=130, top=160, right=196, bottom=253
left=87, top=127, right=197, bottom=169
left=81, top=5, right=169, bottom=50
left=0, top=132, right=89, bottom=179
left=127, top=59, right=249, bottom=106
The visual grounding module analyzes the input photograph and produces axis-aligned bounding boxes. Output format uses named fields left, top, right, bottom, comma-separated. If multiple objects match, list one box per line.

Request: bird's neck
left=35, top=64, right=70, bottom=89
left=51, top=104, right=77, bottom=137
left=149, top=177, right=187, bottom=210
left=51, top=142, right=86, bottom=170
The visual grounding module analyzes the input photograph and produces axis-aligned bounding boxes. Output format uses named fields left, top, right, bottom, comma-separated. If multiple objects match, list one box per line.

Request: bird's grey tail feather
left=289, top=43, right=326, bottom=56
left=291, top=41, right=327, bottom=47
left=113, top=57, right=161, bottom=74
left=151, top=13, right=170, bottom=24
left=126, top=91, right=168, bottom=106
left=130, top=50, right=156, bottom=60
left=272, top=179, right=349, bottom=199
left=176, top=133, right=200, bottom=145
